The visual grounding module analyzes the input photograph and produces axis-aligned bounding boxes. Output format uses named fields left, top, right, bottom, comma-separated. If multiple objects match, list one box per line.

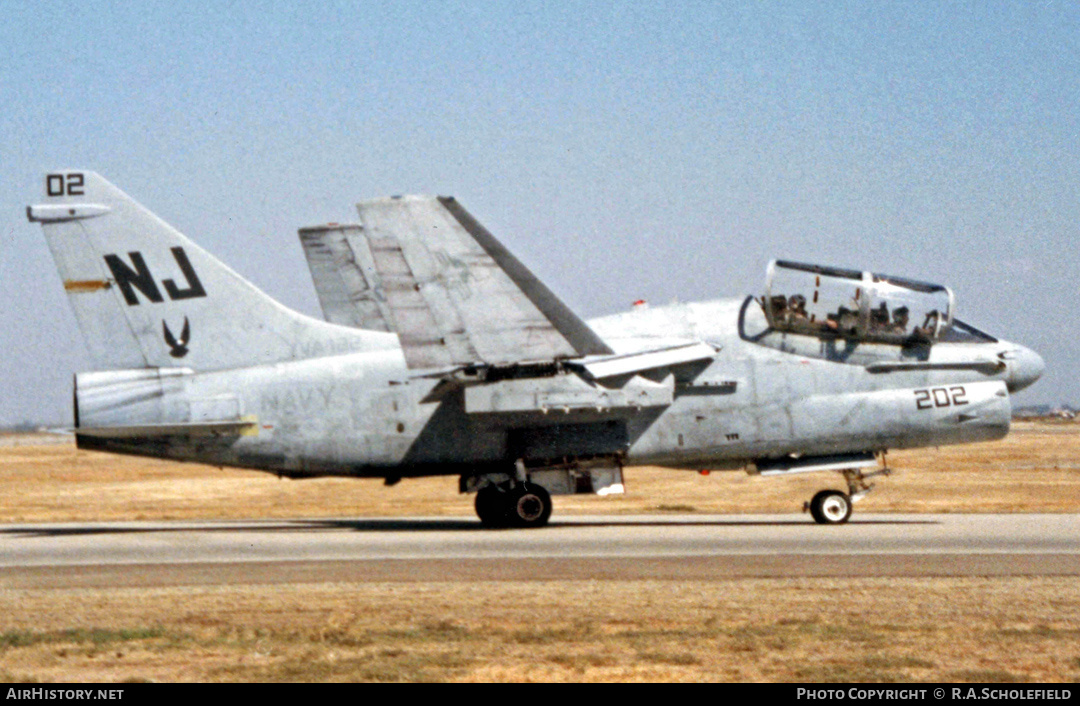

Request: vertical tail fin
left=28, top=171, right=395, bottom=371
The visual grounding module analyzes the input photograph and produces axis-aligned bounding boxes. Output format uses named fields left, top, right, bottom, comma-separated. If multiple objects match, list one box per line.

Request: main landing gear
left=475, top=483, right=553, bottom=529
left=805, top=466, right=892, bottom=525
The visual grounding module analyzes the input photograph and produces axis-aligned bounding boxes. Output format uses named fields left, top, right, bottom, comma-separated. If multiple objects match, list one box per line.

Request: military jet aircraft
left=28, top=171, right=1044, bottom=527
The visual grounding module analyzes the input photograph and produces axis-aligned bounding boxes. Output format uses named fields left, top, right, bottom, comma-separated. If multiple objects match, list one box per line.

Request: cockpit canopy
left=763, top=260, right=955, bottom=345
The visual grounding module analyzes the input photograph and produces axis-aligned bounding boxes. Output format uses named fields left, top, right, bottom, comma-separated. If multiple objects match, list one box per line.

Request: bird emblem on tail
left=163, top=316, right=190, bottom=358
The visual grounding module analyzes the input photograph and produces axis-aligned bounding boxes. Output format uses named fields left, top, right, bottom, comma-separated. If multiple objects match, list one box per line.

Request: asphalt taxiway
left=0, top=514, right=1076, bottom=588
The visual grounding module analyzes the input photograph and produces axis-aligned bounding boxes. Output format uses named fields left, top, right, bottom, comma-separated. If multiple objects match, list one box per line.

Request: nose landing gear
left=805, top=466, right=892, bottom=525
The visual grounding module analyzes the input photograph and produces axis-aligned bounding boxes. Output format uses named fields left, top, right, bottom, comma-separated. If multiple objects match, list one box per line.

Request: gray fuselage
left=76, top=297, right=1037, bottom=480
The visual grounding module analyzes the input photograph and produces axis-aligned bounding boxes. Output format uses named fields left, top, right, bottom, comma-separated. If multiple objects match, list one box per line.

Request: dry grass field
left=1, top=578, right=1078, bottom=683
left=0, top=421, right=1078, bottom=682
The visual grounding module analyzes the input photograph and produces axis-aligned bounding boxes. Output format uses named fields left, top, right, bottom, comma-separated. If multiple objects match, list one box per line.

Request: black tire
left=506, top=484, right=552, bottom=529
left=475, top=486, right=509, bottom=528
left=809, top=489, right=852, bottom=525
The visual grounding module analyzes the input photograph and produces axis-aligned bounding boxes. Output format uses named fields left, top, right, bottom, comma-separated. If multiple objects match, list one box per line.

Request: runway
left=0, top=513, right=1077, bottom=588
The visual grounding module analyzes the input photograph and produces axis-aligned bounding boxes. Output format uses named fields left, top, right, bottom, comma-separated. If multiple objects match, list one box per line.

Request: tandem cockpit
left=763, top=260, right=959, bottom=346
left=736, top=259, right=1040, bottom=378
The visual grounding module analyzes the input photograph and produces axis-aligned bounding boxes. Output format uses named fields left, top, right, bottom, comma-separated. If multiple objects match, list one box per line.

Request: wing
left=297, top=223, right=394, bottom=332
left=328, top=196, right=612, bottom=369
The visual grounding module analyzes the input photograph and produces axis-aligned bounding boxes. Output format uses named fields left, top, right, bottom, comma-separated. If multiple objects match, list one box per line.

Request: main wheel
left=475, top=486, right=509, bottom=527
left=506, top=484, right=552, bottom=528
left=809, top=490, right=852, bottom=525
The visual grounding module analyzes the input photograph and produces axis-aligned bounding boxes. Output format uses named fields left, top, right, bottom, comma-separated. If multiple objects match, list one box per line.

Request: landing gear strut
left=475, top=483, right=552, bottom=529
left=806, top=466, right=892, bottom=525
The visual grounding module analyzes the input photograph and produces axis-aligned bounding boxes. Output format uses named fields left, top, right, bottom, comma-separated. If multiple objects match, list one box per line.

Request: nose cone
left=1005, top=345, right=1045, bottom=392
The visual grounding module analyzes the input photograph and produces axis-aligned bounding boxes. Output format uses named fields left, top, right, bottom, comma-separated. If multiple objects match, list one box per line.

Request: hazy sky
left=2, top=1, right=1077, bottom=425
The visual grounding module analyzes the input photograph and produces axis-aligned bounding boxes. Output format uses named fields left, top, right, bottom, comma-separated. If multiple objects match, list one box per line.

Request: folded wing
left=300, top=196, right=613, bottom=369
left=298, top=223, right=394, bottom=332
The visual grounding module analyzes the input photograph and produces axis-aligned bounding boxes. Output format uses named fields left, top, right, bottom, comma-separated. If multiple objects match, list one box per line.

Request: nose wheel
left=808, top=490, right=852, bottom=524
